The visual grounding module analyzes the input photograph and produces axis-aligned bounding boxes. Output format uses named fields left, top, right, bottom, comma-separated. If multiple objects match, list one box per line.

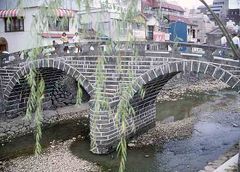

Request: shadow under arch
left=4, top=58, right=94, bottom=100
left=3, top=58, right=94, bottom=118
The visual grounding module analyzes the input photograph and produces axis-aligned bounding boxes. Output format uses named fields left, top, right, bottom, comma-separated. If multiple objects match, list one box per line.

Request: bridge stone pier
left=0, top=42, right=240, bottom=154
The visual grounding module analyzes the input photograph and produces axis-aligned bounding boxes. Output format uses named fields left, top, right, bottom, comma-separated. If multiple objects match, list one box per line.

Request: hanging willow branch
left=24, top=49, right=45, bottom=155
left=76, top=80, right=83, bottom=105
left=34, top=77, right=45, bottom=154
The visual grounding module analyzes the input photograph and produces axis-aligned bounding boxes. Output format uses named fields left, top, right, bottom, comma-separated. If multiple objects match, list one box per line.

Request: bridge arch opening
left=4, top=59, right=93, bottom=119
left=127, top=61, right=240, bottom=136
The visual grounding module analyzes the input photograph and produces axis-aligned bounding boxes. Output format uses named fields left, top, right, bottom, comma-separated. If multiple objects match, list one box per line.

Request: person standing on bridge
left=220, top=35, right=227, bottom=56
left=72, top=32, right=81, bottom=53
left=60, top=32, right=69, bottom=53
left=232, top=33, right=240, bottom=49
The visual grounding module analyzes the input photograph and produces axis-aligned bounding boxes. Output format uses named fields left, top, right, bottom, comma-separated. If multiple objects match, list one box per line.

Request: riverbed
left=1, top=89, right=239, bottom=172
left=70, top=90, right=240, bottom=172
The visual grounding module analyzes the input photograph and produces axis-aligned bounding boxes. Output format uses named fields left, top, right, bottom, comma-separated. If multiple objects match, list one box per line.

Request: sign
left=165, top=33, right=170, bottom=41
left=133, top=30, right=146, bottom=40
left=153, top=31, right=165, bottom=42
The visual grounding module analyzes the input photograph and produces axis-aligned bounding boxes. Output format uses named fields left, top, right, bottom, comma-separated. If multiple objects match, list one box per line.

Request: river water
left=0, top=90, right=240, bottom=172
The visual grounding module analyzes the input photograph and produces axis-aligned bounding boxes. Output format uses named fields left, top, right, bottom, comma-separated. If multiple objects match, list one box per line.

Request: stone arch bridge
left=0, top=41, right=240, bottom=154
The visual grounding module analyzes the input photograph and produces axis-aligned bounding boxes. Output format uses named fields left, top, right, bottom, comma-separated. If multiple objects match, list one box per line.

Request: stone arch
left=0, top=37, right=8, bottom=52
left=131, top=60, right=240, bottom=100
left=122, top=60, right=240, bottom=138
left=4, top=58, right=94, bottom=101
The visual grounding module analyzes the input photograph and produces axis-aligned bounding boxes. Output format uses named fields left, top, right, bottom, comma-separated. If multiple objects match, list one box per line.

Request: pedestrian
left=232, top=33, right=240, bottom=49
left=0, top=51, right=9, bottom=66
left=60, top=32, right=69, bottom=53
left=220, top=35, right=227, bottom=56
left=52, top=40, right=59, bottom=54
left=72, top=32, right=81, bottom=53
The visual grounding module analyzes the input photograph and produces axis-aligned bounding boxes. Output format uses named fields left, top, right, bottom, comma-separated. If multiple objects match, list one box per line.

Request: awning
left=54, top=9, right=75, bottom=17
left=0, top=9, right=21, bottom=18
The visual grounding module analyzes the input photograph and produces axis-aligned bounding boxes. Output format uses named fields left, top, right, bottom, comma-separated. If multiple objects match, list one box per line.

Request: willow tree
left=15, top=0, right=141, bottom=171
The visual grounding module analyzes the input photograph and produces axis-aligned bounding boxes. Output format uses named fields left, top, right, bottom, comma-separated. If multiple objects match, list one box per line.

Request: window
left=4, top=17, right=24, bottom=32
left=147, top=26, right=154, bottom=40
left=48, top=17, right=69, bottom=31
left=192, top=30, right=196, bottom=38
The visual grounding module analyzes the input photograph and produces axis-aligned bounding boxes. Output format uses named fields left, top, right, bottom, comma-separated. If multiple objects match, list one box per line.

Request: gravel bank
left=131, top=117, right=196, bottom=147
left=157, top=74, right=228, bottom=102
left=1, top=139, right=100, bottom=172
left=0, top=104, right=89, bottom=143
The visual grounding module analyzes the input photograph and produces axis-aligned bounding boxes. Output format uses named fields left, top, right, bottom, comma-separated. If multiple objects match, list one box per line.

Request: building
left=142, top=0, right=189, bottom=41
left=227, top=0, right=240, bottom=25
left=208, top=0, right=229, bottom=22
left=227, top=8, right=240, bottom=25
left=197, top=5, right=210, bottom=15
left=186, top=9, right=216, bottom=43
left=78, top=2, right=146, bottom=41
left=142, top=0, right=185, bottom=17
left=198, top=0, right=229, bottom=23
left=0, top=0, right=79, bottom=53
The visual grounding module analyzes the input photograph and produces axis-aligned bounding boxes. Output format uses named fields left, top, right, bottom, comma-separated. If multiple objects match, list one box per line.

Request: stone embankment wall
left=0, top=104, right=89, bottom=142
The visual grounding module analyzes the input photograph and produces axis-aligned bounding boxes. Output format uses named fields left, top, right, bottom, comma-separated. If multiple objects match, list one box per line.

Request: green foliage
left=17, top=0, right=144, bottom=170
left=25, top=68, right=37, bottom=120
left=34, top=78, right=45, bottom=155
left=24, top=48, right=45, bottom=155
left=76, top=81, right=83, bottom=105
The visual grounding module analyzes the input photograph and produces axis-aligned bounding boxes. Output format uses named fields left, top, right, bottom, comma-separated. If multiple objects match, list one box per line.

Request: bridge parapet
left=1, top=41, right=239, bottom=68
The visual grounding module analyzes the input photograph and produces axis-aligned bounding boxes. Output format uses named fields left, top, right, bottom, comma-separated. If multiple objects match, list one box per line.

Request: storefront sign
left=153, top=31, right=165, bottom=42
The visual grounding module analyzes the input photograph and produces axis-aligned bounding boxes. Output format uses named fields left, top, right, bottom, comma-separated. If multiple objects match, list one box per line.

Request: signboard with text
left=153, top=31, right=165, bottom=42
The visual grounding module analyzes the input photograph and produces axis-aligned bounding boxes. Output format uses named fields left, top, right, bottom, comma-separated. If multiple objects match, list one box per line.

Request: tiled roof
left=168, top=15, right=191, bottom=24
left=157, top=2, right=184, bottom=12
left=142, top=0, right=185, bottom=12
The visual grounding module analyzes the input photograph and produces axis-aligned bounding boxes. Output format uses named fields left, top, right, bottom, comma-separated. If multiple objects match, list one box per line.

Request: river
left=0, top=89, right=240, bottom=172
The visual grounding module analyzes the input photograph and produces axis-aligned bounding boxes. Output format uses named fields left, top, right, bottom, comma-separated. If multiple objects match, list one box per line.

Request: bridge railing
left=0, top=41, right=105, bottom=67
left=145, top=41, right=235, bottom=58
left=0, top=41, right=238, bottom=67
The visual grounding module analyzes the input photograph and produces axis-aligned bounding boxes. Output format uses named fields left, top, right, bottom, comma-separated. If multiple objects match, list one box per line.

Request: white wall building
left=186, top=9, right=216, bottom=43
left=79, top=0, right=145, bottom=41
left=0, top=0, right=79, bottom=53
